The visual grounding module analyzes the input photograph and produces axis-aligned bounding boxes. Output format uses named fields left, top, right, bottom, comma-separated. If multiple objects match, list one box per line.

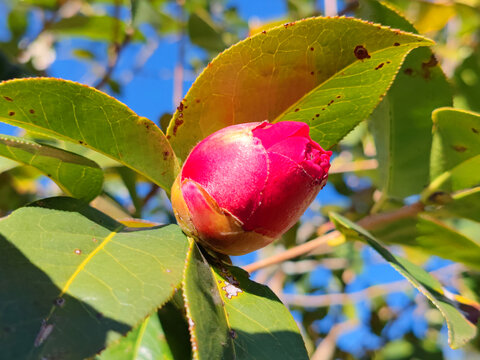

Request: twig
left=94, top=0, right=133, bottom=89
left=284, top=279, right=410, bottom=307
left=243, top=202, right=425, bottom=273
left=244, top=231, right=340, bottom=273
left=282, top=263, right=460, bottom=308
left=329, top=159, right=378, bottom=174
left=173, top=1, right=186, bottom=108
left=143, top=184, right=160, bottom=207
left=338, top=0, right=359, bottom=16
left=311, top=320, right=359, bottom=360
left=17, top=1, right=63, bottom=61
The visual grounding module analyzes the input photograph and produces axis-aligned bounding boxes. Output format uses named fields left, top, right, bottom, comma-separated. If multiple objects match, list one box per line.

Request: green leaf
left=358, top=0, right=453, bottom=198
left=116, top=166, right=142, bottom=217
left=0, top=78, right=179, bottom=193
left=50, top=15, right=145, bottom=42
left=0, top=197, right=189, bottom=359
left=188, top=9, right=227, bottom=53
left=415, top=215, right=480, bottom=270
left=8, top=7, right=28, bottom=39
left=454, top=45, right=480, bottom=113
left=0, top=156, right=18, bottom=173
left=167, top=17, right=434, bottom=160
left=157, top=297, right=193, bottom=360
left=441, top=187, right=480, bottom=223
left=429, top=107, right=480, bottom=193
left=0, top=134, right=103, bottom=201
left=96, top=314, right=174, bottom=360
left=330, top=212, right=477, bottom=349
left=182, top=240, right=309, bottom=359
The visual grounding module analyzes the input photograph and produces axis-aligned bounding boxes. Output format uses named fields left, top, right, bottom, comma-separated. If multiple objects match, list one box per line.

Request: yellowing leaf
left=167, top=16, right=433, bottom=160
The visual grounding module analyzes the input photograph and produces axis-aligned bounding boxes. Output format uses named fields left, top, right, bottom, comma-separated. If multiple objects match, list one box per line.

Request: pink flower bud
left=171, top=121, right=332, bottom=255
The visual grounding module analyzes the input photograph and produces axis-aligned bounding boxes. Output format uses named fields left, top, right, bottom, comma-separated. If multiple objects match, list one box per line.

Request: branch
left=284, top=279, right=410, bottom=307
left=281, top=264, right=460, bottom=308
left=94, top=0, right=133, bottom=89
left=173, top=1, right=186, bottom=108
left=143, top=184, right=160, bottom=207
left=311, top=320, right=358, bottom=360
left=243, top=202, right=425, bottom=273
left=243, top=231, right=339, bottom=273
left=329, top=159, right=378, bottom=174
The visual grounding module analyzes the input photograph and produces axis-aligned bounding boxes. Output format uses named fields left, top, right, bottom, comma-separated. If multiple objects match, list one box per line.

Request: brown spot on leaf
left=74, top=249, right=82, bottom=255
left=453, top=145, right=467, bottom=152
left=8, top=111, right=15, bottom=116
left=3, top=96, right=13, bottom=102
left=421, top=55, right=438, bottom=79
left=29, top=109, right=35, bottom=114
left=472, top=128, right=479, bottom=134
left=354, top=45, right=370, bottom=60
left=172, top=117, right=184, bottom=136
left=79, top=140, right=84, bottom=145
left=283, top=22, right=295, bottom=28
left=177, top=102, right=184, bottom=112
left=167, top=135, right=171, bottom=139
left=262, top=30, right=266, bottom=34
left=375, top=63, right=384, bottom=70
left=294, top=108, right=300, bottom=112
left=404, top=68, right=413, bottom=76
left=328, top=100, right=334, bottom=106
left=310, top=71, right=314, bottom=75
left=195, top=99, right=201, bottom=103
left=315, top=114, right=319, bottom=117
left=394, top=42, right=400, bottom=46
left=322, top=108, right=326, bottom=111
left=163, top=151, right=170, bottom=160
left=310, top=47, right=314, bottom=51
left=336, top=95, right=341, bottom=99
left=387, top=61, right=391, bottom=64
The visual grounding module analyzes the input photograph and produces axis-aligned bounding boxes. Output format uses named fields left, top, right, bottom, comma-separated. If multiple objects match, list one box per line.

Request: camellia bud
left=171, top=121, right=332, bottom=255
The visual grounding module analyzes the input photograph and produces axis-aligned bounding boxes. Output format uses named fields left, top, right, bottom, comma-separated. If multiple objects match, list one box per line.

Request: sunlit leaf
left=358, top=0, right=452, bottom=198
left=96, top=314, right=174, bottom=360
left=183, top=240, right=309, bottom=359
left=429, top=107, right=480, bottom=192
left=0, top=134, right=103, bottom=201
left=408, top=0, right=456, bottom=33
left=0, top=78, right=179, bottom=193
left=167, top=16, right=433, bottom=160
left=0, top=197, right=189, bottom=359
left=0, top=156, right=18, bottom=173
left=330, top=212, right=477, bottom=349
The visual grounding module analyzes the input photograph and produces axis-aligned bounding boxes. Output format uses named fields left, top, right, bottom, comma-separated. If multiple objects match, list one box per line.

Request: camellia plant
left=1, top=1, right=480, bottom=359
